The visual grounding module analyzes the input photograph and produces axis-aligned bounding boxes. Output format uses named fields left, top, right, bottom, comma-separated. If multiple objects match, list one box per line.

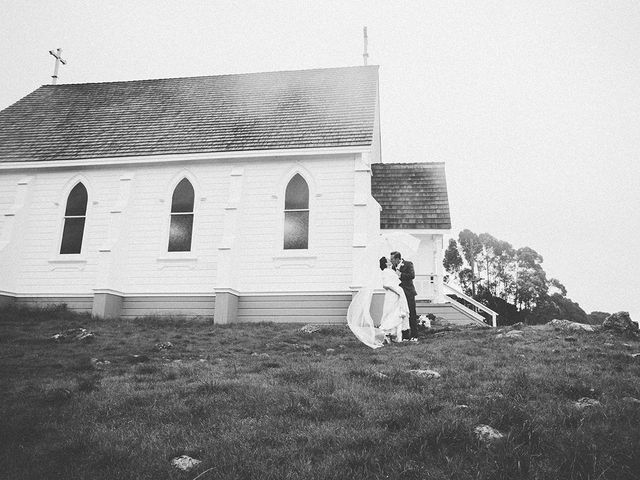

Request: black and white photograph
left=0, top=1, right=638, bottom=479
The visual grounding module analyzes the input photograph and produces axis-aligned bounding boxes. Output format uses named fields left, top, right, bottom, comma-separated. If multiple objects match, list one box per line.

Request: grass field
left=0, top=304, right=639, bottom=480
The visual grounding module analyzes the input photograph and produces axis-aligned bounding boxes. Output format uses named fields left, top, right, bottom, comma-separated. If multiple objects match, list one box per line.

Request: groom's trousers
left=403, top=291, right=418, bottom=339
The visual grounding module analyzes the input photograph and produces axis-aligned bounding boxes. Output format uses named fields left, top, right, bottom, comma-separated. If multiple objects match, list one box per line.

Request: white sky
left=2, top=1, right=639, bottom=320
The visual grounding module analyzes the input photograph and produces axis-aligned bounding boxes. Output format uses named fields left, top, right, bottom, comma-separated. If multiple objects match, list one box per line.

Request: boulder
left=548, top=319, right=595, bottom=332
left=602, top=312, right=638, bottom=335
left=154, top=342, right=174, bottom=351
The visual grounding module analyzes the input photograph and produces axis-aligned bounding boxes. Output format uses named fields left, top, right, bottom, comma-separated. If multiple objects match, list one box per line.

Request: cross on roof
left=49, top=48, right=67, bottom=85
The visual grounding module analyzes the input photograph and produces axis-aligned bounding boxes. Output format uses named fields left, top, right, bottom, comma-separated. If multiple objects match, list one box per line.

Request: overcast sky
left=2, top=0, right=639, bottom=320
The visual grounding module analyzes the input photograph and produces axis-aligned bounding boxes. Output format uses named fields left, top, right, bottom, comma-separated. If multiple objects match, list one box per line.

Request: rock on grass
left=171, top=455, right=201, bottom=471
left=300, top=324, right=321, bottom=334
left=573, top=397, right=601, bottom=410
left=408, top=369, right=441, bottom=379
left=474, top=425, right=505, bottom=443
left=548, top=319, right=595, bottom=332
left=51, top=328, right=96, bottom=342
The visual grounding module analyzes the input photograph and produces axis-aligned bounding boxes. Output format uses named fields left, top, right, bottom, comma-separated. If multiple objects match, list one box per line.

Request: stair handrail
left=443, top=283, right=498, bottom=327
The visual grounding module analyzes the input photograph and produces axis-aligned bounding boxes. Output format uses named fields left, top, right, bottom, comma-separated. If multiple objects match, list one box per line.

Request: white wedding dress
left=347, top=267, right=410, bottom=349
left=379, top=267, right=410, bottom=338
left=347, top=288, right=386, bottom=349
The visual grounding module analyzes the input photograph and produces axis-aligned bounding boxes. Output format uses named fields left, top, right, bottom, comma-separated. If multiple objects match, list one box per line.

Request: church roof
left=371, top=162, right=451, bottom=230
left=0, top=66, right=378, bottom=163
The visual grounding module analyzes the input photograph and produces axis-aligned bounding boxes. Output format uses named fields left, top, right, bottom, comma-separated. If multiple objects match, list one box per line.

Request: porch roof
left=371, top=162, right=451, bottom=230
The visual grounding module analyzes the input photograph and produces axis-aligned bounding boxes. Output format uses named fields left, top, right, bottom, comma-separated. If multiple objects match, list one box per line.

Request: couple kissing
left=347, top=251, right=419, bottom=349
left=379, top=251, right=419, bottom=343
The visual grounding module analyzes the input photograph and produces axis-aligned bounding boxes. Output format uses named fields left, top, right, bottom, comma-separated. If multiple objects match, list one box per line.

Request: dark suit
left=397, top=260, right=418, bottom=339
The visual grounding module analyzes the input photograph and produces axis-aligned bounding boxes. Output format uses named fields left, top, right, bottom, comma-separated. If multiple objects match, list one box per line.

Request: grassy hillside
left=0, top=304, right=639, bottom=480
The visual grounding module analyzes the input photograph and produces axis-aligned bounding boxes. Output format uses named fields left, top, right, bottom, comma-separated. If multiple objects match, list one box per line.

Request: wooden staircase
left=416, top=300, right=489, bottom=327
left=416, top=284, right=498, bottom=328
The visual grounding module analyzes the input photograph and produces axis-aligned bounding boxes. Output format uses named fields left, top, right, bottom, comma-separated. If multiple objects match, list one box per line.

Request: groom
left=390, top=251, right=418, bottom=342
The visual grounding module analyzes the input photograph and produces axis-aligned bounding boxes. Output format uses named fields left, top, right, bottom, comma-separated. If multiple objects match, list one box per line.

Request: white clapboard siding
left=117, top=163, right=225, bottom=293
left=0, top=173, right=21, bottom=291
left=0, top=153, right=359, bottom=298
left=234, top=156, right=355, bottom=293
left=120, top=296, right=215, bottom=319
left=15, top=297, right=93, bottom=313
left=237, top=295, right=351, bottom=324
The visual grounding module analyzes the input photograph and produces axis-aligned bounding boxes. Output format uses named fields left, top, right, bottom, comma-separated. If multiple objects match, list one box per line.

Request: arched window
left=284, top=174, right=309, bottom=250
left=60, top=183, right=88, bottom=254
left=168, top=178, right=194, bottom=252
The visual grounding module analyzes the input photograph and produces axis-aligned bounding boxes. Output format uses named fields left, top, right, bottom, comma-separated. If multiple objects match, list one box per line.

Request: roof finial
left=49, top=48, right=67, bottom=85
left=363, top=26, right=369, bottom=66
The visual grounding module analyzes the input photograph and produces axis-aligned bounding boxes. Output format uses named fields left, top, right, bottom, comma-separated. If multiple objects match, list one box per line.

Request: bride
left=378, top=256, right=410, bottom=343
left=346, top=256, right=410, bottom=348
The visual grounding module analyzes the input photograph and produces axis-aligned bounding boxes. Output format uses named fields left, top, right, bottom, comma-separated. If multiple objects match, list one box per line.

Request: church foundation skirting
left=1, top=292, right=359, bottom=324
left=120, top=296, right=216, bottom=320
left=1, top=292, right=487, bottom=326
left=14, top=296, right=94, bottom=313
left=236, top=294, right=352, bottom=324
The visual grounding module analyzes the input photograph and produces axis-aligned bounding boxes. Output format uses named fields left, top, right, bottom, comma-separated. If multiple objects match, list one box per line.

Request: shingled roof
left=0, top=66, right=378, bottom=163
left=371, top=162, right=451, bottom=230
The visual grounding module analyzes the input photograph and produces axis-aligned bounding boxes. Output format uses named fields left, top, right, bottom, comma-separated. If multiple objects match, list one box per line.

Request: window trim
left=168, top=178, right=195, bottom=252
left=283, top=173, right=310, bottom=251
left=275, top=166, right=321, bottom=257
left=160, top=172, right=200, bottom=258
left=54, top=176, right=92, bottom=259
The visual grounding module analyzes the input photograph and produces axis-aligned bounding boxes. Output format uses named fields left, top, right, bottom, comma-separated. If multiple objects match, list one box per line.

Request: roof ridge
left=38, top=64, right=380, bottom=88
left=376, top=162, right=445, bottom=167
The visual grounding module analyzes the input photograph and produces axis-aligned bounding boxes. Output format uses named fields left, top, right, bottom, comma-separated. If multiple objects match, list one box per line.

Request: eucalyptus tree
left=458, top=229, right=483, bottom=297
left=514, top=246, right=548, bottom=310
left=443, top=238, right=463, bottom=284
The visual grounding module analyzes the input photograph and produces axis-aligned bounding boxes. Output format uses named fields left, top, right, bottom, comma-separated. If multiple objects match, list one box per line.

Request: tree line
left=443, top=229, right=606, bottom=325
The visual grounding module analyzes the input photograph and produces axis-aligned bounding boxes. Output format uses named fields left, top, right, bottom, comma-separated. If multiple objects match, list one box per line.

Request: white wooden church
left=0, top=65, right=489, bottom=326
